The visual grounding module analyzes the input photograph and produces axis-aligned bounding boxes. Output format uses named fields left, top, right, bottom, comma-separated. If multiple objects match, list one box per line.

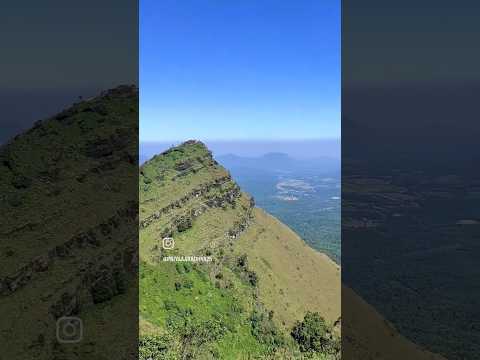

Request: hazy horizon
left=140, top=138, right=340, bottom=162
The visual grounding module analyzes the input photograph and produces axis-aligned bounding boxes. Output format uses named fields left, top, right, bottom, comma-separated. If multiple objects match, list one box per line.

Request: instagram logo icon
left=162, top=237, right=175, bottom=250
left=56, top=316, right=83, bottom=343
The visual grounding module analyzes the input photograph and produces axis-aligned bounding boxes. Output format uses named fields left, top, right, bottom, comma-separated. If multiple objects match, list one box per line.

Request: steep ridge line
left=0, top=85, right=139, bottom=359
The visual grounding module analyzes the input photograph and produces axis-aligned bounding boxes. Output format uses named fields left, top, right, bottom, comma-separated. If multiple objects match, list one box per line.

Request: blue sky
left=140, top=0, right=340, bottom=142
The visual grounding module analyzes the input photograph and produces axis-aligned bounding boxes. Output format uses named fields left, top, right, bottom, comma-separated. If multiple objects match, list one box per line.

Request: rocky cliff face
left=0, top=85, right=138, bottom=359
left=139, top=140, right=255, bottom=259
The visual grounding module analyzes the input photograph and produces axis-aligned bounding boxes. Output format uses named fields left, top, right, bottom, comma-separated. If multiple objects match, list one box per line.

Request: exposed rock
left=32, top=255, right=50, bottom=272
left=0, top=203, right=136, bottom=298
left=174, top=215, right=192, bottom=232
left=5, top=266, right=33, bottom=292
left=227, top=213, right=252, bottom=240
left=50, top=290, right=80, bottom=318
left=140, top=175, right=232, bottom=228
left=174, top=160, right=193, bottom=172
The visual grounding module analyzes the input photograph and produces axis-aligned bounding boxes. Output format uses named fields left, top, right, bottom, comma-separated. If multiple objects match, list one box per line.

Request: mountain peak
left=139, top=140, right=341, bottom=358
left=181, top=139, right=205, bottom=146
left=142, top=139, right=214, bottom=170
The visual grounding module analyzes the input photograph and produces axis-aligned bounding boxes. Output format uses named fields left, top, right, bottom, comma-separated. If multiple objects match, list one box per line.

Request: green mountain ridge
left=0, top=86, right=448, bottom=360
left=0, top=85, right=139, bottom=359
left=139, top=140, right=341, bottom=359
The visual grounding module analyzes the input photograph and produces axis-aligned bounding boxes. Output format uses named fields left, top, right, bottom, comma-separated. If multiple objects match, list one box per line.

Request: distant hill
left=217, top=152, right=340, bottom=175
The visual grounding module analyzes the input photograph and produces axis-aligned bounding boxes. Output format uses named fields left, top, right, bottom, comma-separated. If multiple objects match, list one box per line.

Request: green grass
left=139, top=141, right=341, bottom=359
left=140, top=261, right=269, bottom=358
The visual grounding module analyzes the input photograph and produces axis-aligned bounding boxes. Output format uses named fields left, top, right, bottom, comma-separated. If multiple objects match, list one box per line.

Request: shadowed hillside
left=0, top=86, right=138, bottom=359
left=343, top=286, right=448, bottom=360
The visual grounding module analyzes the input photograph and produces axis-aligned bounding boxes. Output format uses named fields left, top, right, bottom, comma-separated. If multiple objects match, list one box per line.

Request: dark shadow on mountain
left=343, top=83, right=480, bottom=360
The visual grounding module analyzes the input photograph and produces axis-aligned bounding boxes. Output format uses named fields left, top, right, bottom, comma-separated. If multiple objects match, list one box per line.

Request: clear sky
left=140, top=0, right=340, bottom=142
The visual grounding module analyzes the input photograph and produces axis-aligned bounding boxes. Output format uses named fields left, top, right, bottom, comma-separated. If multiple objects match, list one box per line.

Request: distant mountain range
left=217, top=152, right=340, bottom=175
left=139, top=139, right=341, bottom=169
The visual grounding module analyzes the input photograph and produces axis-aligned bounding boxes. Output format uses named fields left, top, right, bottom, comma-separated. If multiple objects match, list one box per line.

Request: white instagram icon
left=162, top=237, right=175, bottom=250
left=56, top=316, right=83, bottom=343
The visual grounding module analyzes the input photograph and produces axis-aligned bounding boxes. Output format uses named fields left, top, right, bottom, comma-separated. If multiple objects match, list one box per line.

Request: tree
left=291, top=312, right=330, bottom=353
left=250, top=309, right=285, bottom=350
left=139, top=334, right=178, bottom=360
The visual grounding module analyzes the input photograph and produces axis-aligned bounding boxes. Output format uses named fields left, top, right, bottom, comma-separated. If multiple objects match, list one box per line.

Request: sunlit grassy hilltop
left=139, top=140, right=341, bottom=359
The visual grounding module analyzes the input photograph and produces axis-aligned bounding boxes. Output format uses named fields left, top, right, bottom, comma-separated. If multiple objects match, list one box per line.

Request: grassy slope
left=139, top=141, right=340, bottom=359
left=0, top=86, right=138, bottom=359
left=234, top=208, right=340, bottom=329
left=140, top=142, right=269, bottom=358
